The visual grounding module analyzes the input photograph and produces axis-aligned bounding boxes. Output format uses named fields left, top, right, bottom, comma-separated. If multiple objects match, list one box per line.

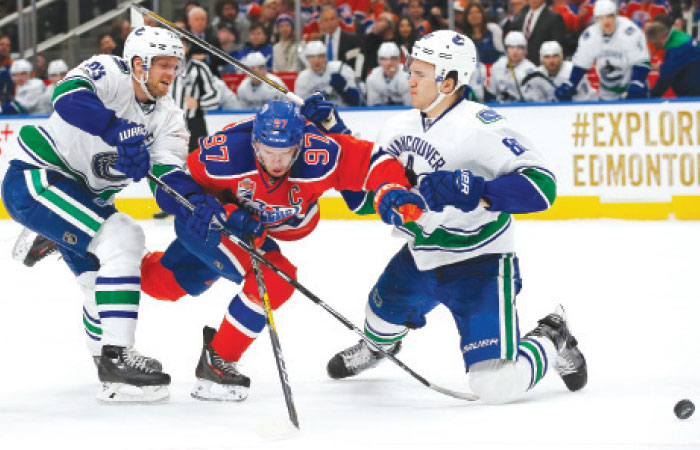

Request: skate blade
left=97, top=383, right=170, bottom=403
left=11, top=228, right=37, bottom=263
left=191, top=378, right=248, bottom=402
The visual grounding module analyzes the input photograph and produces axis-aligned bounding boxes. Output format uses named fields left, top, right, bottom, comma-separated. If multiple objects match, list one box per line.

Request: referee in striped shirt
left=170, top=40, right=222, bottom=153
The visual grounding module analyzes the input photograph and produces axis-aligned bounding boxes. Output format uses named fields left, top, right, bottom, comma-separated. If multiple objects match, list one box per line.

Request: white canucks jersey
left=13, top=78, right=48, bottom=114
left=37, top=84, right=56, bottom=115
left=572, top=16, right=649, bottom=100
left=468, top=62, right=488, bottom=102
left=237, top=72, right=286, bottom=109
left=213, top=76, right=241, bottom=110
left=523, top=60, right=598, bottom=102
left=487, top=56, right=536, bottom=102
left=372, top=99, right=553, bottom=270
left=9, top=54, right=189, bottom=199
left=294, top=60, right=358, bottom=106
left=365, top=66, right=410, bottom=106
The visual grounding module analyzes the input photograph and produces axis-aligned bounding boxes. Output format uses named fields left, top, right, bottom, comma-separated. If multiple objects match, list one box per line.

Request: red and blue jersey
left=187, top=118, right=409, bottom=241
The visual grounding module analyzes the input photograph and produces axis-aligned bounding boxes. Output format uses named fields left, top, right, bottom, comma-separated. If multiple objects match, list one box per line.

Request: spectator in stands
left=362, top=12, right=397, bottom=77
left=646, top=19, right=700, bottom=96
left=522, top=40, right=597, bottom=101
left=500, top=0, right=526, bottom=31
left=463, top=2, right=505, bottom=64
left=406, top=0, right=433, bottom=36
left=32, top=55, right=48, bottom=81
left=395, top=17, right=419, bottom=62
left=319, top=5, right=362, bottom=72
left=556, top=0, right=650, bottom=101
left=273, top=15, right=302, bottom=71
left=0, top=59, right=47, bottom=115
left=503, top=0, right=567, bottom=65
left=295, top=40, right=361, bottom=106
left=217, top=24, right=238, bottom=55
left=366, top=42, right=411, bottom=105
left=188, top=6, right=224, bottom=75
left=110, top=19, right=131, bottom=56
left=237, top=52, right=286, bottom=109
left=99, top=33, right=117, bottom=54
left=261, top=0, right=281, bottom=41
left=570, top=0, right=595, bottom=34
left=620, top=0, right=669, bottom=29
left=214, top=0, right=251, bottom=46
left=234, top=22, right=274, bottom=71
left=487, top=31, right=536, bottom=102
left=0, top=35, right=14, bottom=105
left=39, top=59, right=69, bottom=114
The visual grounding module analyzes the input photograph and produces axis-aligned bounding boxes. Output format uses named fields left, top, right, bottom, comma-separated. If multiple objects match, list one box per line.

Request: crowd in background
left=1, top=0, right=700, bottom=116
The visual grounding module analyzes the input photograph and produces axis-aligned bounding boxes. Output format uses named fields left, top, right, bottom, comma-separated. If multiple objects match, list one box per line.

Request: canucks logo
left=243, top=199, right=301, bottom=225
left=92, top=152, right=126, bottom=182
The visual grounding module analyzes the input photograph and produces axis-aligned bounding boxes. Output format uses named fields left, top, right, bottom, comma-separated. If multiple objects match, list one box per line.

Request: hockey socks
left=211, top=294, right=266, bottom=362
left=518, top=336, right=555, bottom=390
left=95, top=275, right=141, bottom=347
left=363, top=303, right=408, bottom=349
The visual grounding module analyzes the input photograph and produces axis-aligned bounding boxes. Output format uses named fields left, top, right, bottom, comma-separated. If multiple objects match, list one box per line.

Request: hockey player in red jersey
left=141, top=100, right=424, bottom=401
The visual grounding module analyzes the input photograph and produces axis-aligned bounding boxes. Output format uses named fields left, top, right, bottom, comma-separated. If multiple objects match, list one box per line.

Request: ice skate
left=191, top=326, right=250, bottom=402
left=525, top=305, right=587, bottom=392
left=96, top=345, right=171, bottom=403
left=12, top=228, right=57, bottom=267
left=327, top=339, right=402, bottom=379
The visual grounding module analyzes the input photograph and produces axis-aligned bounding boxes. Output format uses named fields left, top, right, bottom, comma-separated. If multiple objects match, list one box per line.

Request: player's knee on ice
left=469, top=359, right=530, bottom=404
left=87, top=213, right=144, bottom=270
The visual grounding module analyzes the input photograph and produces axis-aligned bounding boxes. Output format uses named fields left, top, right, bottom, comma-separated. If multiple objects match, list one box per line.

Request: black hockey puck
left=674, top=399, right=695, bottom=419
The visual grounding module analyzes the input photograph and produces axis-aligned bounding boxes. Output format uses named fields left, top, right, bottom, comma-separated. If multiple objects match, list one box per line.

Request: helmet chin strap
left=132, top=67, right=156, bottom=102
left=421, top=79, right=459, bottom=114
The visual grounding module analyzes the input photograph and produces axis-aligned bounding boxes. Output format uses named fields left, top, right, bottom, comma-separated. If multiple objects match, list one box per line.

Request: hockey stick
left=521, top=71, right=557, bottom=88
left=506, top=58, right=526, bottom=102
left=250, top=239, right=300, bottom=429
left=147, top=172, right=479, bottom=401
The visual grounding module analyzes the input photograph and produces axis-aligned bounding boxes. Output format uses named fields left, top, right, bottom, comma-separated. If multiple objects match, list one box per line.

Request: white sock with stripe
left=518, top=336, right=556, bottom=391
left=364, top=303, right=408, bottom=348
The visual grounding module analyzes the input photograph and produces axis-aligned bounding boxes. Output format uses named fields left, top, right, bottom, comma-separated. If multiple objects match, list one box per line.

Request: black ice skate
left=327, top=339, right=402, bottom=379
left=12, top=228, right=57, bottom=267
left=525, top=305, right=587, bottom=392
left=96, top=345, right=171, bottom=402
left=191, top=326, right=250, bottom=402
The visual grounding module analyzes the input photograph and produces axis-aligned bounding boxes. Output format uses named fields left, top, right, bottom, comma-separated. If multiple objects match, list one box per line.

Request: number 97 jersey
left=187, top=118, right=409, bottom=241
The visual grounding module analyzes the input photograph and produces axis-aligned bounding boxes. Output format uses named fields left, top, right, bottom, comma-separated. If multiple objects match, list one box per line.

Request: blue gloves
left=329, top=72, right=347, bottom=91
left=101, top=118, right=150, bottom=182
left=625, top=80, right=648, bottom=99
left=373, top=183, right=425, bottom=226
left=183, top=194, right=264, bottom=248
left=554, top=82, right=574, bottom=101
left=418, top=170, right=485, bottom=213
left=301, top=92, right=351, bottom=134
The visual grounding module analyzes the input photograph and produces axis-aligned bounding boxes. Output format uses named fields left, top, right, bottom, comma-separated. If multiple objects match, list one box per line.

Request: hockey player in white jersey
left=1, top=26, right=189, bottom=402
left=306, top=30, right=587, bottom=404
left=37, top=59, right=69, bottom=115
left=523, top=41, right=597, bottom=102
left=555, top=0, right=650, bottom=101
left=0, top=59, right=47, bottom=115
left=365, top=42, right=411, bottom=106
left=294, top=40, right=361, bottom=106
left=486, top=32, right=536, bottom=103
left=212, top=75, right=241, bottom=110
left=236, top=51, right=285, bottom=109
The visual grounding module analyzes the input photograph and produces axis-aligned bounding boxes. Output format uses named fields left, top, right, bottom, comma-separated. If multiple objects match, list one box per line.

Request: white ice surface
left=0, top=219, right=699, bottom=450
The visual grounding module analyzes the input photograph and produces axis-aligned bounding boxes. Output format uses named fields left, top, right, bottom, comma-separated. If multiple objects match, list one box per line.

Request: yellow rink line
left=1, top=196, right=699, bottom=221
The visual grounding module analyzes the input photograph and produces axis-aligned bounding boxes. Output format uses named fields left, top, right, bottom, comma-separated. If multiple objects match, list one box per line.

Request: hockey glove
left=183, top=194, right=228, bottom=248
left=329, top=72, right=347, bottom=92
left=554, top=82, right=574, bottom=101
left=418, top=170, right=485, bottom=213
left=225, top=208, right=265, bottom=243
left=373, top=183, right=425, bottom=227
left=101, top=118, right=150, bottom=182
left=625, top=80, right=648, bottom=99
left=301, top=92, right=351, bottom=134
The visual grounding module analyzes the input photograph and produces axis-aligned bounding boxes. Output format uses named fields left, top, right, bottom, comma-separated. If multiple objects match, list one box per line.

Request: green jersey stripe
left=503, top=254, right=515, bottom=360
left=520, top=168, right=556, bottom=206
left=52, top=78, right=94, bottom=103
left=352, top=191, right=376, bottom=215
left=26, top=170, right=102, bottom=235
left=403, top=213, right=511, bottom=250
left=95, top=291, right=140, bottom=305
left=148, top=164, right=179, bottom=195
left=83, top=316, right=103, bottom=335
left=19, top=126, right=72, bottom=174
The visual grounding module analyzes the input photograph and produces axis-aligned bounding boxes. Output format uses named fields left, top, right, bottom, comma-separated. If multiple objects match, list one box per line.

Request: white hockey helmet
left=594, top=0, right=617, bottom=17
left=410, top=30, right=477, bottom=89
left=303, top=40, right=326, bottom=57
left=242, top=51, right=267, bottom=68
left=540, top=40, right=563, bottom=58
left=504, top=31, right=527, bottom=48
left=47, top=59, right=69, bottom=76
left=123, top=26, right=186, bottom=100
left=378, top=41, right=400, bottom=59
left=10, top=59, right=32, bottom=74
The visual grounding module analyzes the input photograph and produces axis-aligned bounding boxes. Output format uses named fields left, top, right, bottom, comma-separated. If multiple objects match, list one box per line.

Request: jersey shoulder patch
left=289, top=124, right=341, bottom=181
left=625, top=26, right=637, bottom=35
left=476, top=108, right=504, bottom=125
left=110, top=56, right=130, bottom=75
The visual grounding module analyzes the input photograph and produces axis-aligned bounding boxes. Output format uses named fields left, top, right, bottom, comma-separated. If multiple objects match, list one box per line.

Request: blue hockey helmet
left=252, top=100, right=306, bottom=148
